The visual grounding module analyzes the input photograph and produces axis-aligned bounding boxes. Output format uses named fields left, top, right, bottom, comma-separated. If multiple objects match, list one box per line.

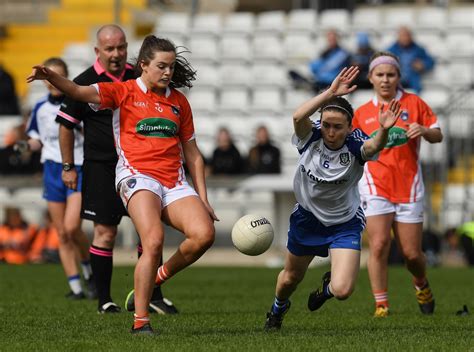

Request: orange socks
left=155, top=265, right=171, bottom=286
left=133, top=313, right=150, bottom=329
left=374, top=290, right=389, bottom=308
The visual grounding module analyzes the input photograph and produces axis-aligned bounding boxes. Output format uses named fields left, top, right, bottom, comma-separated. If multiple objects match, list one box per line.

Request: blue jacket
left=387, top=42, right=435, bottom=93
left=309, top=46, right=351, bottom=86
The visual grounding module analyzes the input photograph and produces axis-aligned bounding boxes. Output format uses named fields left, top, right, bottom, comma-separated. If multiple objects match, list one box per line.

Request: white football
left=231, top=214, right=274, bottom=256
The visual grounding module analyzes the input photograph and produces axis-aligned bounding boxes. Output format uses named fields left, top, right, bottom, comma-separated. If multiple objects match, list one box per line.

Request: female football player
left=27, top=36, right=218, bottom=334
left=352, top=52, right=442, bottom=317
left=264, top=66, right=402, bottom=330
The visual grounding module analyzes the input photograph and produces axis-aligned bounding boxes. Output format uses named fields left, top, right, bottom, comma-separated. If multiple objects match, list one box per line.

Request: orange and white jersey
left=352, top=90, right=440, bottom=203
left=91, top=78, right=195, bottom=189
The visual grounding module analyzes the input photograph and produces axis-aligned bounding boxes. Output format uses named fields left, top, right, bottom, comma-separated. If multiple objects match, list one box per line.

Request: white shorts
left=360, top=194, right=424, bottom=223
left=118, top=174, right=198, bottom=209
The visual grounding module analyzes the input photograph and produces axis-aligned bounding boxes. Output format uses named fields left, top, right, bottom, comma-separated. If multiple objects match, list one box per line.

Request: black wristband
left=62, top=163, right=75, bottom=171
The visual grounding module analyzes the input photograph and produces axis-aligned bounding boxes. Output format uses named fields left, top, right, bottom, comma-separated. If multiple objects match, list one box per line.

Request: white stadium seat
left=190, top=13, right=223, bottom=37
left=446, top=32, right=474, bottom=59
left=219, top=63, right=252, bottom=88
left=420, top=87, right=450, bottom=111
left=193, top=63, right=220, bottom=89
left=251, top=63, right=289, bottom=89
left=284, top=32, right=317, bottom=64
left=382, top=7, right=417, bottom=30
left=253, top=34, right=285, bottom=64
left=194, top=115, right=219, bottom=140
left=419, top=138, right=447, bottom=164
left=188, top=88, right=218, bottom=116
left=62, top=42, right=94, bottom=64
left=422, top=63, right=451, bottom=88
left=218, top=87, right=250, bottom=116
left=287, top=9, right=317, bottom=34
left=448, top=7, right=474, bottom=31
left=220, top=35, right=252, bottom=63
left=352, top=8, right=383, bottom=33
left=255, top=11, right=287, bottom=35
left=222, top=12, right=256, bottom=36
left=319, top=9, right=351, bottom=33
left=187, top=36, right=220, bottom=64
left=415, top=32, right=447, bottom=61
left=283, top=88, right=313, bottom=115
left=251, top=87, right=283, bottom=116
left=415, top=7, right=448, bottom=32
left=449, top=60, right=473, bottom=87
left=447, top=113, right=473, bottom=138
left=154, top=12, right=191, bottom=37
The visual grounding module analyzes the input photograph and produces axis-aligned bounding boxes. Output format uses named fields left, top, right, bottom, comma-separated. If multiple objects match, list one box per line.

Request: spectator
left=208, top=127, right=244, bottom=175
left=0, top=112, right=42, bottom=175
left=247, top=125, right=281, bottom=174
left=351, top=32, right=376, bottom=89
left=289, top=29, right=351, bottom=93
left=0, top=207, right=37, bottom=264
left=442, top=227, right=466, bottom=267
left=0, top=65, right=20, bottom=115
left=29, top=211, right=60, bottom=264
left=387, top=26, right=435, bottom=93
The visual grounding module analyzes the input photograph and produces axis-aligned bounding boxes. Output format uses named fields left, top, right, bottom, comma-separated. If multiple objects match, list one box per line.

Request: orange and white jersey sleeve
left=91, top=81, right=128, bottom=111
left=353, top=90, right=441, bottom=203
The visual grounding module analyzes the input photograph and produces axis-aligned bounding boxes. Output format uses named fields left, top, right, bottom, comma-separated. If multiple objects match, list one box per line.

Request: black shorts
left=81, top=160, right=128, bottom=225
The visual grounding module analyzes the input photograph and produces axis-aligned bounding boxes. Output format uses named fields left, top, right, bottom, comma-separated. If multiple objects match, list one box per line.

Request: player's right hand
left=62, top=169, right=78, bottom=190
left=26, top=65, right=51, bottom=83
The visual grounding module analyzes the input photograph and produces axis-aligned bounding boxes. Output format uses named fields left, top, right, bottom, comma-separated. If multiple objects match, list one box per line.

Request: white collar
left=136, top=77, right=171, bottom=98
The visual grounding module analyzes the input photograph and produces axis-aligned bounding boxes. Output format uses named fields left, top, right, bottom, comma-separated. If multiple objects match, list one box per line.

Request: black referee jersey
left=55, top=64, right=135, bottom=162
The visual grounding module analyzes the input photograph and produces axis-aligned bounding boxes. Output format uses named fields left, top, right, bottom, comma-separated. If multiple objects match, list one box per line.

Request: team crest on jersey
left=339, top=153, right=350, bottom=166
left=171, top=106, right=180, bottom=116
left=126, top=178, right=137, bottom=189
left=400, top=110, right=409, bottom=121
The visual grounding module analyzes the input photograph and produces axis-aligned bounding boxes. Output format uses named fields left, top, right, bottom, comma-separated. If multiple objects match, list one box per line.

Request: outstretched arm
left=363, top=99, right=402, bottom=158
left=27, top=65, right=100, bottom=104
left=293, top=66, right=359, bottom=139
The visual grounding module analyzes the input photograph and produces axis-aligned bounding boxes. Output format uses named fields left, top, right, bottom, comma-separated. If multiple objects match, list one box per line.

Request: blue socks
left=324, top=282, right=334, bottom=298
left=271, top=297, right=289, bottom=315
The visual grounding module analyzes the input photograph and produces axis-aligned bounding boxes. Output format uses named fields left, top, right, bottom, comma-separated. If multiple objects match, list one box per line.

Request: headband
left=369, top=55, right=400, bottom=73
left=322, top=105, right=353, bottom=119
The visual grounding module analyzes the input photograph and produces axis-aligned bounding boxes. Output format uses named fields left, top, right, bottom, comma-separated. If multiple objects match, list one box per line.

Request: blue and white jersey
left=26, top=94, right=83, bottom=165
left=292, top=121, right=376, bottom=227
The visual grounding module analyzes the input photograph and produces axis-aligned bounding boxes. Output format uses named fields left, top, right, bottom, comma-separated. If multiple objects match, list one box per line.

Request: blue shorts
left=43, top=160, right=83, bottom=202
left=287, top=204, right=366, bottom=257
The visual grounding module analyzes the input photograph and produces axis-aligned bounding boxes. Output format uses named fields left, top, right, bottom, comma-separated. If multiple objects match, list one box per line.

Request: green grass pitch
left=1, top=264, right=472, bottom=351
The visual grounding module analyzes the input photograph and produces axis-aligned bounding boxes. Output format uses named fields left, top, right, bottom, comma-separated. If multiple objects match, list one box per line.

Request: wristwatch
left=62, top=163, right=75, bottom=171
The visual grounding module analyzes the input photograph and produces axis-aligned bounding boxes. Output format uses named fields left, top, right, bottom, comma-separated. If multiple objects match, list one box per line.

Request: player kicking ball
left=264, top=66, right=402, bottom=330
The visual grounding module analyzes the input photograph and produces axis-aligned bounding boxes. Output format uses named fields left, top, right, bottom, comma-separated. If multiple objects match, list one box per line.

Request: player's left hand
left=378, top=99, right=402, bottom=130
left=329, top=66, right=359, bottom=97
left=26, top=65, right=51, bottom=83
left=406, top=122, right=426, bottom=139
left=203, top=201, right=219, bottom=222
